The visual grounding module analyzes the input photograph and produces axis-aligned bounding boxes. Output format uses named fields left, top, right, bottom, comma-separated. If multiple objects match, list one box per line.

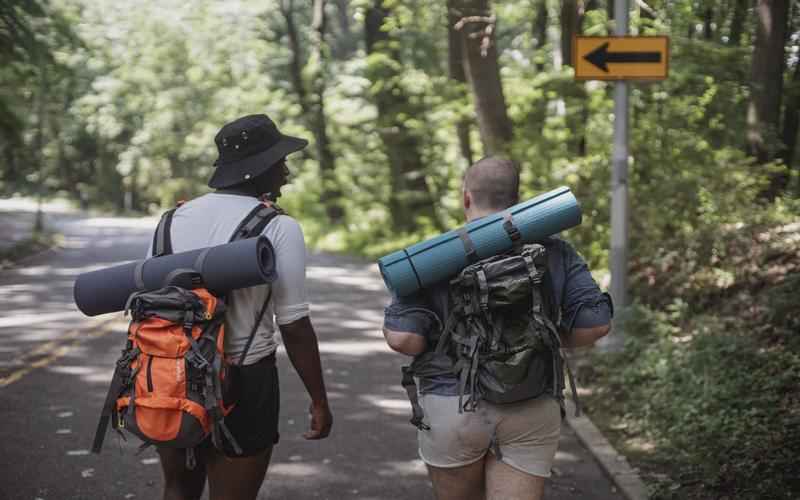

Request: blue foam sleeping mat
left=378, top=186, right=582, bottom=297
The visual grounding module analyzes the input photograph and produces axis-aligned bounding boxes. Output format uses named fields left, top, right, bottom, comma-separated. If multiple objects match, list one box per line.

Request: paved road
left=0, top=208, right=623, bottom=500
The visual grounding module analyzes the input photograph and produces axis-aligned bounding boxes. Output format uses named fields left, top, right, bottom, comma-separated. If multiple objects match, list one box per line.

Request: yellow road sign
left=574, top=36, right=669, bottom=81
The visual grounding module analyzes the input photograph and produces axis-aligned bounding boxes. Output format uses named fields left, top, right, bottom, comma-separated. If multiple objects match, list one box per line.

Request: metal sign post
left=572, top=2, right=669, bottom=351
left=602, top=0, right=630, bottom=352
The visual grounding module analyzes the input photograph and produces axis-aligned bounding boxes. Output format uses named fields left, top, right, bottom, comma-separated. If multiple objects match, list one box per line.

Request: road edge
left=0, top=231, right=63, bottom=272
left=565, top=399, right=650, bottom=500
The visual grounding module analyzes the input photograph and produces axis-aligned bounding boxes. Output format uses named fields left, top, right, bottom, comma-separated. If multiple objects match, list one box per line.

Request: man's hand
left=280, top=317, right=333, bottom=439
left=303, top=400, right=333, bottom=440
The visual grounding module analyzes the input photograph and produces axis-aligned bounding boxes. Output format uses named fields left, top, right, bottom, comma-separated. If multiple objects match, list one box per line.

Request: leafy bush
left=582, top=216, right=800, bottom=499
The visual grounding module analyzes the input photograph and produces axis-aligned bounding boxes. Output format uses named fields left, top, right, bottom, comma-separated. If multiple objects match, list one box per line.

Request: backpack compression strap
left=402, top=366, right=430, bottom=430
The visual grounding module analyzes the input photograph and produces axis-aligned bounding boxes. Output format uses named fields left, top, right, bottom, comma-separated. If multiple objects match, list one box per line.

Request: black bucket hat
left=208, top=114, right=308, bottom=189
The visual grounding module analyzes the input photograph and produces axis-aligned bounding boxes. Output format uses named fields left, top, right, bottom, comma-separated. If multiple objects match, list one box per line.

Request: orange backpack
left=92, top=201, right=283, bottom=466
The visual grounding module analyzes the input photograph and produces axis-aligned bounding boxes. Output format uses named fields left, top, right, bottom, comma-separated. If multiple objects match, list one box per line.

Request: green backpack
left=402, top=244, right=578, bottom=430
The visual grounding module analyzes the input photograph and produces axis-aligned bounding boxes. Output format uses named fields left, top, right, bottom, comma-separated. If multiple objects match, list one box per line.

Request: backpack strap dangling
left=92, top=364, right=128, bottom=454
left=185, top=447, right=197, bottom=470
left=401, top=366, right=429, bottom=430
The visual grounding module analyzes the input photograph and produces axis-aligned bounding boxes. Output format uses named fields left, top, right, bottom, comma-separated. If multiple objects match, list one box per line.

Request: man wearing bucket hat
left=152, top=114, right=332, bottom=500
left=382, top=157, right=612, bottom=500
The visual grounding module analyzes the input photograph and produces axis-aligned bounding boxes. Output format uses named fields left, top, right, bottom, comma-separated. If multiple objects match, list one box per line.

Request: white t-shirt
left=147, top=193, right=310, bottom=365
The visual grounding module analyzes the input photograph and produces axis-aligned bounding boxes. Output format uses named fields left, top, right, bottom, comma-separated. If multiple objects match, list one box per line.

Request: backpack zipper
left=146, top=355, right=154, bottom=392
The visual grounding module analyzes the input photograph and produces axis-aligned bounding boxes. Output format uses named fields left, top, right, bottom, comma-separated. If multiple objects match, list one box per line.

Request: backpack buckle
left=502, top=214, right=522, bottom=243
left=186, top=350, right=209, bottom=370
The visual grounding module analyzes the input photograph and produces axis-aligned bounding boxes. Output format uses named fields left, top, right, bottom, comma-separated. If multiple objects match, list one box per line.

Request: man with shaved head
left=462, top=156, right=520, bottom=210
left=382, top=156, right=612, bottom=500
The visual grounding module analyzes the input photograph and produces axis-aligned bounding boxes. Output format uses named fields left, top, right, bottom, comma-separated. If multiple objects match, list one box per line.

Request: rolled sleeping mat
left=74, top=235, right=277, bottom=316
left=378, top=186, right=582, bottom=297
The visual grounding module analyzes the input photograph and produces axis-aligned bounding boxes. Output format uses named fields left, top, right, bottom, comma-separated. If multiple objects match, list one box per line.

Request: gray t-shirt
left=147, top=193, right=310, bottom=365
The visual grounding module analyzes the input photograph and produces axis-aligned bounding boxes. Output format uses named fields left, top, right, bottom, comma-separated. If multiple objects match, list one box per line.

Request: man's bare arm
left=560, top=324, right=611, bottom=349
left=382, top=327, right=427, bottom=356
left=279, top=316, right=333, bottom=439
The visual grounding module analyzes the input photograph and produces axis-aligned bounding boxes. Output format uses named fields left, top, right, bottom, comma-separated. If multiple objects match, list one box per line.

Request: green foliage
left=582, top=215, right=800, bottom=498
left=585, top=301, right=800, bottom=498
left=1, top=3, right=800, bottom=496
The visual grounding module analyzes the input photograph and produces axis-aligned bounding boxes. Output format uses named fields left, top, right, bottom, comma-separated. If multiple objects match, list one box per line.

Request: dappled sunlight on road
left=82, top=216, right=159, bottom=228
left=269, top=461, right=329, bottom=477
left=0, top=212, right=152, bottom=386
left=47, top=364, right=115, bottom=384
left=359, top=394, right=414, bottom=415
left=270, top=253, right=431, bottom=497
left=554, top=450, right=581, bottom=463
left=376, top=459, right=428, bottom=477
left=316, top=339, right=392, bottom=356
left=306, top=267, right=386, bottom=292
left=0, top=311, right=85, bottom=328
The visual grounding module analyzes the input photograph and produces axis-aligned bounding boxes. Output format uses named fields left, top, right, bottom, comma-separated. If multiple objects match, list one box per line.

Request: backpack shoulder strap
left=152, top=207, right=179, bottom=257
left=230, top=201, right=286, bottom=365
left=229, top=202, right=286, bottom=242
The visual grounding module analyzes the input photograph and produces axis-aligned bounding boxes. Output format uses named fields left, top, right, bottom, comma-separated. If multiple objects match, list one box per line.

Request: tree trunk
left=282, top=0, right=307, bottom=108
left=364, top=1, right=438, bottom=232
left=779, top=61, right=800, bottom=184
left=747, top=0, right=790, bottom=200
left=533, top=0, right=548, bottom=71
left=638, top=0, right=656, bottom=24
left=561, top=0, right=579, bottom=66
left=454, top=0, right=513, bottom=157
left=309, top=0, right=344, bottom=222
left=703, top=7, right=714, bottom=40
left=280, top=0, right=344, bottom=223
left=33, top=57, right=47, bottom=232
left=331, top=0, right=356, bottom=58
left=448, top=0, right=474, bottom=166
left=729, top=0, right=749, bottom=45
left=580, top=0, right=600, bottom=31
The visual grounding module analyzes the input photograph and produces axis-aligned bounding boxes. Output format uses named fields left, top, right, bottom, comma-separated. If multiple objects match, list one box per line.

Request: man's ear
left=463, top=189, right=471, bottom=211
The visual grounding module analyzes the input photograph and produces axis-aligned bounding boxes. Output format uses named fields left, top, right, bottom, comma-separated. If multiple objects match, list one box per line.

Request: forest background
left=2, top=0, right=799, bottom=498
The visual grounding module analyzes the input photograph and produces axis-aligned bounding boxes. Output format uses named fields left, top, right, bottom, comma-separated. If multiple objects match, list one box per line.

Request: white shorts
left=418, top=394, right=561, bottom=477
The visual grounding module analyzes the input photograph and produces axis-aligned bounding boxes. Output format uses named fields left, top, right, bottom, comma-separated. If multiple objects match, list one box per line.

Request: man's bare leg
left=427, top=458, right=486, bottom=500
left=205, top=446, right=273, bottom=500
left=484, top=453, right=545, bottom=500
left=157, top=447, right=207, bottom=500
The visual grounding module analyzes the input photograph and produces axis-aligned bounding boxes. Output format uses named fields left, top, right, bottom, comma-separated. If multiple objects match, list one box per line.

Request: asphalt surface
left=0, top=205, right=623, bottom=500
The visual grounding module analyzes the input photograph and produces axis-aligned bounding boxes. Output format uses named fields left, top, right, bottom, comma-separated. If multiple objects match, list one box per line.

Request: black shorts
left=203, top=353, right=280, bottom=457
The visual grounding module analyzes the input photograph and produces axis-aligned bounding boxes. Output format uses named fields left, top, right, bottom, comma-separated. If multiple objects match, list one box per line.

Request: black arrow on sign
left=584, top=42, right=661, bottom=72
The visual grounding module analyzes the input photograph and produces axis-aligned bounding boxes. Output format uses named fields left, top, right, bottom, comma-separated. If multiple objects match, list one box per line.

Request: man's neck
left=466, top=208, right=499, bottom=222
left=215, top=187, right=258, bottom=198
